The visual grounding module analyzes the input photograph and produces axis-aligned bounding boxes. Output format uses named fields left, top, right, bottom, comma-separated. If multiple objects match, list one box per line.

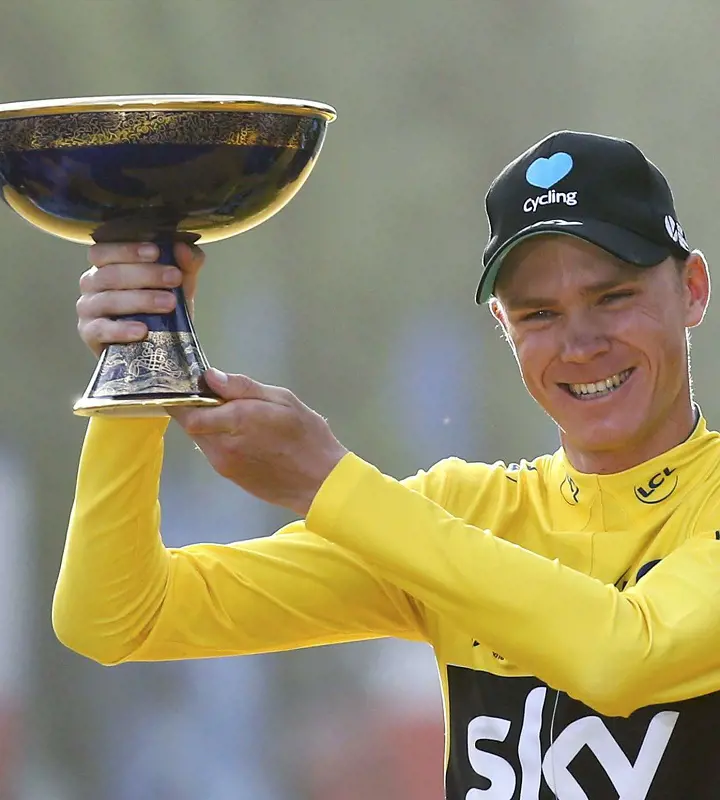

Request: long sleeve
left=306, top=452, right=720, bottom=717
left=52, top=419, right=426, bottom=666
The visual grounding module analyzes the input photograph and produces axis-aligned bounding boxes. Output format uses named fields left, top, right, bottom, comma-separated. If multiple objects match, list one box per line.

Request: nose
left=559, top=310, right=611, bottom=364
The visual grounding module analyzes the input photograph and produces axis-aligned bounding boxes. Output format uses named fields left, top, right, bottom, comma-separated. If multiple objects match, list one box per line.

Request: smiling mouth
left=562, top=368, right=635, bottom=400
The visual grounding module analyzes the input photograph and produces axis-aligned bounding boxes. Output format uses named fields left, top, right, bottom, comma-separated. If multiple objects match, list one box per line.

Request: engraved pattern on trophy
left=95, top=333, right=206, bottom=396
left=0, top=111, right=319, bottom=152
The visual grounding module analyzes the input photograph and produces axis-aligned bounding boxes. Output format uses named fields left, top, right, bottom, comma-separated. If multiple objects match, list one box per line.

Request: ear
left=488, top=297, right=508, bottom=328
left=489, top=297, right=506, bottom=327
left=683, top=250, right=711, bottom=328
left=489, top=297, right=514, bottom=346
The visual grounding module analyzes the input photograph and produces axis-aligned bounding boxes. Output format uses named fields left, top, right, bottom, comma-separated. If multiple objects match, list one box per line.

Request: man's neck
left=560, top=402, right=698, bottom=476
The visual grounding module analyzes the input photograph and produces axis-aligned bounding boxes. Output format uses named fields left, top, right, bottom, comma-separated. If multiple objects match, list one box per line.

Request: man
left=54, top=130, right=720, bottom=799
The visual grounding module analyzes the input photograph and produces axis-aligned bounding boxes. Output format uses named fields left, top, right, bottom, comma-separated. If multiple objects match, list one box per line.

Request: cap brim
left=475, top=219, right=671, bottom=304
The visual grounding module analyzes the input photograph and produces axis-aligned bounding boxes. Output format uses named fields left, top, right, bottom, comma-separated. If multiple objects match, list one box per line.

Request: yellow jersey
left=54, top=413, right=720, bottom=799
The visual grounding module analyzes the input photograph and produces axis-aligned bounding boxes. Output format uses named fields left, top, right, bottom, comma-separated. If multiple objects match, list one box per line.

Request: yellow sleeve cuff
left=306, top=451, right=377, bottom=532
left=84, top=415, right=170, bottom=449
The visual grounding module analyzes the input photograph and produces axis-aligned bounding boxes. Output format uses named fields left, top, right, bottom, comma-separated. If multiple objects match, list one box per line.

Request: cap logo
left=523, top=190, right=578, bottom=214
left=664, top=215, right=689, bottom=250
left=526, top=152, right=573, bottom=189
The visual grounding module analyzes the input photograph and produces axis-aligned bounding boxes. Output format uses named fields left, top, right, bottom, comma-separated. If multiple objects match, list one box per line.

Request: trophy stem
left=73, top=241, right=222, bottom=417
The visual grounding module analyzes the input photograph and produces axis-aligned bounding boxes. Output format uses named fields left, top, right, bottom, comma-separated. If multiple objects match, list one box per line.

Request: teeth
left=568, top=370, right=631, bottom=398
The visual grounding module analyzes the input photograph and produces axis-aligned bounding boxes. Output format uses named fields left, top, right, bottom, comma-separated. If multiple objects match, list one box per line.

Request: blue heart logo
left=526, top=152, right=573, bottom=189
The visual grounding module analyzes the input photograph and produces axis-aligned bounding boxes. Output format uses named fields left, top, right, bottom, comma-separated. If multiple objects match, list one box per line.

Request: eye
left=599, top=290, right=635, bottom=304
left=521, top=309, right=556, bottom=322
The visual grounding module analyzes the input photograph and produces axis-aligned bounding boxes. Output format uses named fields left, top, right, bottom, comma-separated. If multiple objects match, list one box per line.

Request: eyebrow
left=502, top=276, right=639, bottom=310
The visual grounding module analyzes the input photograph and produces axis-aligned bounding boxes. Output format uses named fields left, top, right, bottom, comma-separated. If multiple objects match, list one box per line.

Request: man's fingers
left=173, top=242, right=205, bottom=302
left=84, top=242, right=203, bottom=302
left=78, top=242, right=206, bottom=358
left=171, top=376, right=259, bottom=435
left=173, top=397, right=284, bottom=437
left=88, top=242, right=204, bottom=275
left=88, top=242, right=159, bottom=267
left=78, top=318, right=148, bottom=353
left=174, top=241, right=205, bottom=271
left=204, top=368, right=292, bottom=404
left=204, top=368, right=256, bottom=401
left=170, top=371, right=294, bottom=434
left=76, top=288, right=176, bottom=320
left=79, top=263, right=182, bottom=294
left=171, top=401, right=242, bottom=436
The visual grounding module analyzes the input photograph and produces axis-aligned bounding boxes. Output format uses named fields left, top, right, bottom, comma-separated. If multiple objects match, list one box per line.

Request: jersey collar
left=550, top=408, right=714, bottom=515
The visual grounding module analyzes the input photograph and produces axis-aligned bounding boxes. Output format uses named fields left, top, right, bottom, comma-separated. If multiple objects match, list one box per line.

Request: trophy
left=0, top=94, right=336, bottom=416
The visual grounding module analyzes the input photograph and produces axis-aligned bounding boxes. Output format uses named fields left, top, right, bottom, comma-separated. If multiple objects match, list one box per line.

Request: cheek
left=511, top=335, right=553, bottom=397
left=655, top=329, right=689, bottom=376
left=618, top=309, right=687, bottom=369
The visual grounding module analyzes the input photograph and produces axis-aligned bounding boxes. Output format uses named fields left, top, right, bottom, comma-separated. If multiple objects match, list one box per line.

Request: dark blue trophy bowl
left=0, top=95, right=336, bottom=416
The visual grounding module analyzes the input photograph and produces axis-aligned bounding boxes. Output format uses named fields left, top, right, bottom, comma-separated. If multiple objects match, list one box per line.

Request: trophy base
left=73, top=394, right=223, bottom=417
left=75, top=299, right=221, bottom=418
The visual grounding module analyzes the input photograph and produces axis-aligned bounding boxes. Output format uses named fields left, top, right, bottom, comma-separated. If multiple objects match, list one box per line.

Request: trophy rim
left=0, top=94, right=337, bottom=122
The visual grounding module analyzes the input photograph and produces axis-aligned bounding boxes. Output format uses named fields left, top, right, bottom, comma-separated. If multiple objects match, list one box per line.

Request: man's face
left=491, top=236, right=709, bottom=463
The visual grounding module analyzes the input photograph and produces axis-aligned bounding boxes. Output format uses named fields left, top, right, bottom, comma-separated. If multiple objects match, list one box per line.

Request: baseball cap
left=476, top=130, right=691, bottom=304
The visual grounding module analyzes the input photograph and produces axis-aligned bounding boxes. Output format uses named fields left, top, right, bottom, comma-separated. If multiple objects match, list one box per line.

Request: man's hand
left=171, top=369, right=349, bottom=517
left=75, top=241, right=345, bottom=514
left=76, top=242, right=205, bottom=357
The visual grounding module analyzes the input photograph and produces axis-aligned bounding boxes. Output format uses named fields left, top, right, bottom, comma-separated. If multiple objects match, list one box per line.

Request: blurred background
left=0, top=0, right=718, bottom=797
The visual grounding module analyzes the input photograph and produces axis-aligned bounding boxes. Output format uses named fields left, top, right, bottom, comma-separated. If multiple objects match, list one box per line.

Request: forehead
left=495, top=235, right=643, bottom=302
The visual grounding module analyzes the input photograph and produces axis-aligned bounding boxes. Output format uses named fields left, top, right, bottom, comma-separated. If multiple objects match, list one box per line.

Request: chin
left=561, top=423, right=644, bottom=458
left=544, top=387, right=652, bottom=456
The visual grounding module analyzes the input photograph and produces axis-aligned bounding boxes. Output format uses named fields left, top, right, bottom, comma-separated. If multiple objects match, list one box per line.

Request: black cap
left=476, top=130, right=691, bottom=304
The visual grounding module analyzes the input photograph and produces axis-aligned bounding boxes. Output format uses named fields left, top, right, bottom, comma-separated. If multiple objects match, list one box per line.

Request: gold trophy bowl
left=0, top=94, right=336, bottom=416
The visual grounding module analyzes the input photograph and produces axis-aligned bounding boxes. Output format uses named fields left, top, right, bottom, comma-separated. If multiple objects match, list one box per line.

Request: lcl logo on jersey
left=560, top=474, right=580, bottom=505
left=634, top=466, right=678, bottom=504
